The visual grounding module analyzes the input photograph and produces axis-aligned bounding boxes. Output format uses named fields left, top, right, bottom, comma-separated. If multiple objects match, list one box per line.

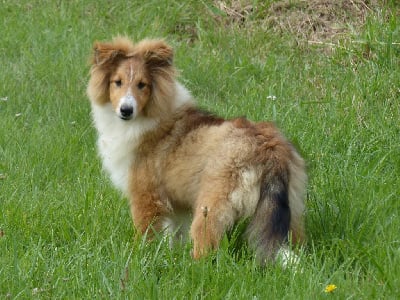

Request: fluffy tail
left=246, top=151, right=306, bottom=264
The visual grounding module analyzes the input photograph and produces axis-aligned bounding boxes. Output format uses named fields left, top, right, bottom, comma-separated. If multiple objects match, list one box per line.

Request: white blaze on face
left=129, top=64, right=134, bottom=83
left=116, top=63, right=137, bottom=120
left=117, top=89, right=137, bottom=120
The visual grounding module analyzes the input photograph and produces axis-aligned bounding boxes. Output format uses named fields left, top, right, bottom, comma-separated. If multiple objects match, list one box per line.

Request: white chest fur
left=91, top=102, right=157, bottom=195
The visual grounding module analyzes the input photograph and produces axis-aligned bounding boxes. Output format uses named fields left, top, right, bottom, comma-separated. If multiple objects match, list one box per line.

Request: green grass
left=1, top=0, right=399, bottom=298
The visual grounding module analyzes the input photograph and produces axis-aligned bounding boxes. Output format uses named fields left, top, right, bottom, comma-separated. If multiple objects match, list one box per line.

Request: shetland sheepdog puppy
left=87, top=37, right=307, bottom=264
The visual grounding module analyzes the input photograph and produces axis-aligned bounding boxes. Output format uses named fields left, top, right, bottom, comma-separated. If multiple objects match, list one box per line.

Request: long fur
left=87, top=37, right=307, bottom=264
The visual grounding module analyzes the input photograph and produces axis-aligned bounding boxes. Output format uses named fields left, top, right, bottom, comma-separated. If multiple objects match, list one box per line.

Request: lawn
left=1, top=0, right=399, bottom=298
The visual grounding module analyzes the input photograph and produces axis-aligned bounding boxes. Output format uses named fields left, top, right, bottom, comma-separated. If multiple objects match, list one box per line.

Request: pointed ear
left=139, top=40, right=173, bottom=67
left=91, top=38, right=133, bottom=66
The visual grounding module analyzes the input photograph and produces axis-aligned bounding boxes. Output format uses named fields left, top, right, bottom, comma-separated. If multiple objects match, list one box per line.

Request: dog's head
left=87, top=37, right=176, bottom=120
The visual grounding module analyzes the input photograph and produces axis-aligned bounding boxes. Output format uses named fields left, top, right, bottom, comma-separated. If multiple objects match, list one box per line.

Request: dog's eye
left=137, top=82, right=146, bottom=90
left=114, top=80, right=122, bottom=87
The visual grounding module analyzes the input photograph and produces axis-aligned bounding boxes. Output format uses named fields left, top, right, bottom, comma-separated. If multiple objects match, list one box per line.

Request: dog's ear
left=138, top=40, right=173, bottom=67
left=91, top=38, right=133, bottom=66
left=92, top=42, right=122, bottom=66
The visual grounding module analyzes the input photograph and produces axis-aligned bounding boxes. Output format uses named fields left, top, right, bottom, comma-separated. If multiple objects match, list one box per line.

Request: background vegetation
left=1, top=0, right=399, bottom=298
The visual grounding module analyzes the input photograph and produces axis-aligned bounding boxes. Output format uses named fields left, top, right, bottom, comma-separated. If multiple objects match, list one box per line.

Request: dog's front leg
left=129, top=169, right=169, bottom=238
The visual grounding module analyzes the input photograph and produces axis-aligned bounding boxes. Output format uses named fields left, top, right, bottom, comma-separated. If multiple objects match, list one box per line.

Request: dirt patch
left=212, top=0, right=379, bottom=42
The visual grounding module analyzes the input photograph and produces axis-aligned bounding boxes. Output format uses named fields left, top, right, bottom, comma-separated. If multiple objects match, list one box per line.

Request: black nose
left=120, top=104, right=133, bottom=119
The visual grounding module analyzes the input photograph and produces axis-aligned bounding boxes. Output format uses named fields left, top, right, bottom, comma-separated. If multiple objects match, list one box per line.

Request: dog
left=87, top=37, right=307, bottom=264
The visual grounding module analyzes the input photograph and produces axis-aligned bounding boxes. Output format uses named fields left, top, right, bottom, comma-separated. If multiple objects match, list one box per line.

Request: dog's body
left=87, top=37, right=307, bottom=263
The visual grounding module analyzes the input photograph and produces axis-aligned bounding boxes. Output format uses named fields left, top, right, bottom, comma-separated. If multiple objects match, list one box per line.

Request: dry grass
left=212, top=0, right=380, bottom=42
left=266, top=0, right=378, bottom=42
left=213, top=0, right=255, bottom=25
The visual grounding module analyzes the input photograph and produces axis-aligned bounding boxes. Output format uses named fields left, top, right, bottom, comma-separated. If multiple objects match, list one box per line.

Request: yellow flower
left=324, top=284, right=337, bottom=293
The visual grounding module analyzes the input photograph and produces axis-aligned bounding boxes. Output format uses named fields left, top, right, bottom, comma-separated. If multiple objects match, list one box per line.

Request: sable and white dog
left=87, top=37, right=307, bottom=263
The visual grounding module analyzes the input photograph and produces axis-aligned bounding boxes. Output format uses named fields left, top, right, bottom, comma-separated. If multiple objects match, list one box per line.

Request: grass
left=0, top=0, right=399, bottom=298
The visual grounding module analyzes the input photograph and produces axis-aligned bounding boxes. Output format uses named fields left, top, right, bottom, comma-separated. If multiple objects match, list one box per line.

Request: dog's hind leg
left=190, top=188, right=237, bottom=259
left=190, top=166, right=262, bottom=259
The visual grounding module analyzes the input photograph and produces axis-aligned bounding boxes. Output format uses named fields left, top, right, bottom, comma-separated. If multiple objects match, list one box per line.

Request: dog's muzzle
left=119, top=104, right=134, bottom=120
